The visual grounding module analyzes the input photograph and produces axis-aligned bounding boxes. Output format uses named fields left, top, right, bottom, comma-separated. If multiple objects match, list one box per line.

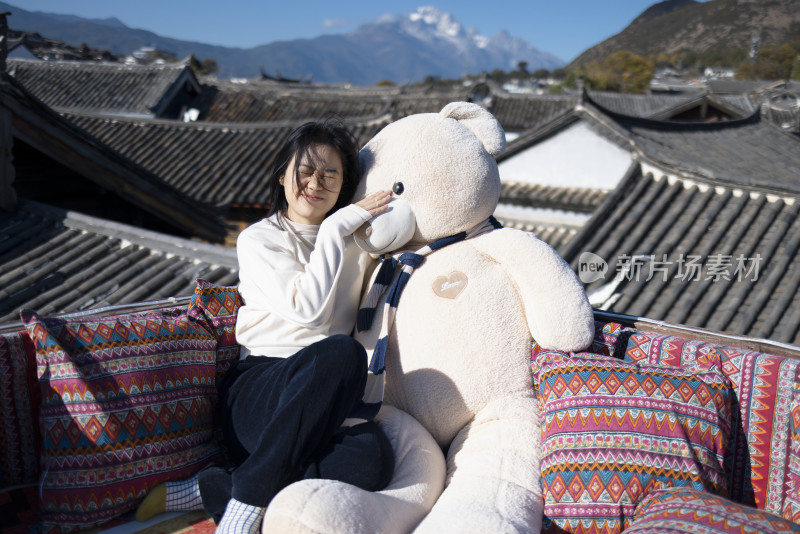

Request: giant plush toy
left=262, top=102, right=594, bottom=533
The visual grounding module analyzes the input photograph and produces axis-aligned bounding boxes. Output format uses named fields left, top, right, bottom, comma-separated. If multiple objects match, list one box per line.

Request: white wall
left=498, top=122, right=632, bottom=190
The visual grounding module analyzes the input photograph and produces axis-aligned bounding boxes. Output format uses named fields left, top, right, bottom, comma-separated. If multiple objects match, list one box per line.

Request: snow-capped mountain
left=243, top=7, right=563, bottom=84
left=343, top=7, right=564, bottom=80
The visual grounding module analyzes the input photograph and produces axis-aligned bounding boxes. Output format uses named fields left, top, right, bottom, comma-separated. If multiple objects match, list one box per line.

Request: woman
left=137, top=119, right=393, bottom=533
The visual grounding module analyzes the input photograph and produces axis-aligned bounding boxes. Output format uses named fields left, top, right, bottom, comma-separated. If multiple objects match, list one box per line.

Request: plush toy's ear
left=440, top=102, right=506, bottom=157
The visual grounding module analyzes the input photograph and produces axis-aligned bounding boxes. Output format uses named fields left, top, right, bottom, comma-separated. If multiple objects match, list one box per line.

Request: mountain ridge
left=570, top=0, right=800, bottom=68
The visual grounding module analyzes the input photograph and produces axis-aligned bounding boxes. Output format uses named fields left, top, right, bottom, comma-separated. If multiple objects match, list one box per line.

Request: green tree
left=737, top=43, right=796, bottom=80
left=200, top=58, right=218, bottom=75
left=489, top=68, right=507, bottom=83
left=189, top=55, right=218, bottom=75
left=583, top=51, right=654, bottom=93
left=563, top=70, right=580, bottom=89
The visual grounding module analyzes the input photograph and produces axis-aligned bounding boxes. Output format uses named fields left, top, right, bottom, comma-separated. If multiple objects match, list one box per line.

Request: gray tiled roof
left=710, top=93, right=758, bottom=116
left=5, top=56, right=594, bottom=140
left=707, top=79, right=777, bottom=94
left=190, top=81, right=577, bottom=133
left=488, top=94, right=578, bottom=131
left=562, top=169, right=800, bottom=345
left=391, top=93, right=471, bottom=118
left=0, top=199, right=238, bottom=324
left=586, top=90, right=707, bottom=119
left=619, top=113, right=800, bottom=196
left=7, top=58, right=197, bottom=117
left=500, top=182, right=609, bottom=213
left=586, top=89, right=755, bottom=122
left=573, top=92, right=800, bottom=196
left=190, top=80, right=395, bottom=123
left=1, top=70, right=226, bottom=241
left=62, top=111, right=391, bottom=208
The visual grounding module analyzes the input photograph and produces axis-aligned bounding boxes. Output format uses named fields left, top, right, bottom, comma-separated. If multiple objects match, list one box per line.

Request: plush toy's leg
left=262, top=405, right=446, bottom=534
left=413, top=396, right=543, bottom=534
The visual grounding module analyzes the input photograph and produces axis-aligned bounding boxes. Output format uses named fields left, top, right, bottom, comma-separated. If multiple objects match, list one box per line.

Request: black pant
left=198, top=334, right=394, bottom=521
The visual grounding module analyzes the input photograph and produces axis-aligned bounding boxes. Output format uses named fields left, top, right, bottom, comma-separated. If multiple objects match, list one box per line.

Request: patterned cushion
left=530, top=349, right=733, bottom=534
left=186, top=278, right=242, bottom=383
left=21, top=307, right=224, bottom=533
left=622, top=330, right=800, bottom=518
left=627, top=487, right=800, bottom=533
left=0, top=331, right=40, bottom=489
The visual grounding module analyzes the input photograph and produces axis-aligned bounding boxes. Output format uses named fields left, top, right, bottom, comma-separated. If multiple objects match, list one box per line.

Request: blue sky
left=15, top=1, right=695, bottom=63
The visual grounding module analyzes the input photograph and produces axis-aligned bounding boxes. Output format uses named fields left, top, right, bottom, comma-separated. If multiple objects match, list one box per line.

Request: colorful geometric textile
left=0, top=331, right=40, bottom=489
left=186, top=278, right=243, bottom=384
left=621, top=330, right=800, bottom=517
left=21, top=307, right=224, bottom=533
left=627, top=487, right=800, bottom=533
left=531, top=350, right=733, bottom=534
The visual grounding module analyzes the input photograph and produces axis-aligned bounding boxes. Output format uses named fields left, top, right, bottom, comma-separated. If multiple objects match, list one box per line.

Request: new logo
left=578, top=252, right=608, bottom=284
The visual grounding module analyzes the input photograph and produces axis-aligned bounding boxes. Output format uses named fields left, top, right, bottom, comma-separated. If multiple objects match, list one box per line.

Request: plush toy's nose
left=355, top=221, right=373, bottom=240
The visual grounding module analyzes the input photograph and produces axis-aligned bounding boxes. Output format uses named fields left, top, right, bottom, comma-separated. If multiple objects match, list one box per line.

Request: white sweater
left=235, top=205, right=373, bottom=359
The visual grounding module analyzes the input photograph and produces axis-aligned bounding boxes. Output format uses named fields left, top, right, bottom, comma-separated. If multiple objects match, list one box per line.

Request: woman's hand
left=355, top=190, right=392, bottom=217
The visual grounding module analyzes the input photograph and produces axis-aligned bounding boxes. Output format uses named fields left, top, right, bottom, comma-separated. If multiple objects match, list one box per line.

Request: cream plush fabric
left=353, top=102, right=595, bottom=533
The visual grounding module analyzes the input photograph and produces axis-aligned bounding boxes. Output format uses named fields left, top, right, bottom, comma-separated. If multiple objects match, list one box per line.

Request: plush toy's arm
left=472, top=228, right=594, bottom=352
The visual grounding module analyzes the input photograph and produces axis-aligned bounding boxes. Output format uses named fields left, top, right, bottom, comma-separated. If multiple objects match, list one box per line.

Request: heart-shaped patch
left=432, top=271, right=468, bottom=299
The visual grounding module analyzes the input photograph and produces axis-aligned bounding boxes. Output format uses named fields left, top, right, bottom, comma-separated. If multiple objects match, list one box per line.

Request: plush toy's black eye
left=392, top=182, right=404, bottom=195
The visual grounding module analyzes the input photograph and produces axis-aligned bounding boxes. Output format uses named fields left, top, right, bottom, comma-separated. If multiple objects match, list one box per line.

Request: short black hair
left=265, top=118, right=360, bottom=219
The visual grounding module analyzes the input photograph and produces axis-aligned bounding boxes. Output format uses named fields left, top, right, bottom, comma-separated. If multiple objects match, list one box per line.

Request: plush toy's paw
left=263, top=405, right=445, bottom=534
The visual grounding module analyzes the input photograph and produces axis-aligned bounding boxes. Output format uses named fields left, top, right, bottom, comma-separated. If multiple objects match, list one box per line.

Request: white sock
left=164, top=474, right=203, bottom=512
left=216, top=498, right=265, bottom=534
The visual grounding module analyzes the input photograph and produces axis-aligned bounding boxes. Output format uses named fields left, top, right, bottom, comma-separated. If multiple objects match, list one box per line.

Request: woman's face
left=281, top=143, right=344, bottom=225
